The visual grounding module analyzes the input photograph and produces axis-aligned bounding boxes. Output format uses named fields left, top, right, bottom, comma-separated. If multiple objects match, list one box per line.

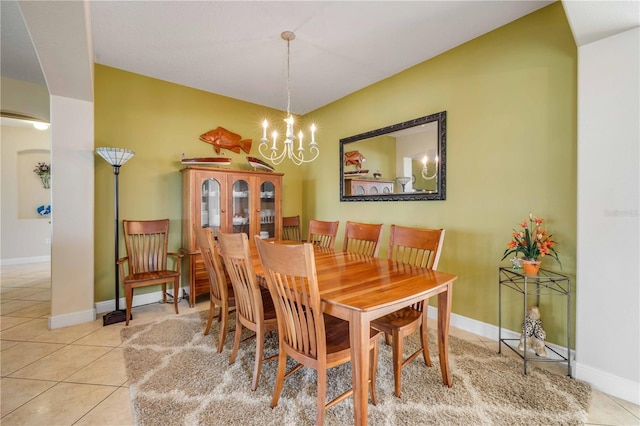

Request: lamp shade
left=96, top=147, right=135, bottom=166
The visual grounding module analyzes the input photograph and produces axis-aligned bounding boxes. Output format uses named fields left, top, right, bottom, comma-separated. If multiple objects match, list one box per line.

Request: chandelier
left=258, top=31, right=319, bottom=166
left=421, top=154, right=438, bottom=180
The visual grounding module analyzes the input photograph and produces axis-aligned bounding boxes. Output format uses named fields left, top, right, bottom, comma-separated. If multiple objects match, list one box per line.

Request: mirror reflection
left=340, top=111, right=446, bottom=201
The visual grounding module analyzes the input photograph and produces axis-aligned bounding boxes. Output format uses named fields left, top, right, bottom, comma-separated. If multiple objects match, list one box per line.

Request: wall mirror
left=340, top=111, right=446, bottom=201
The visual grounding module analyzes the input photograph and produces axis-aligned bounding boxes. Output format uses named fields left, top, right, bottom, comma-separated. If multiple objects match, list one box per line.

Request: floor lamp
left=97, top=147, right=135, bottom=326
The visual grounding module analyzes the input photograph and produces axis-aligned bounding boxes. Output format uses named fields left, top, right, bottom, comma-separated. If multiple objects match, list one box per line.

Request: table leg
left=437, top=283, right=453, bottom=387
left=350, top=312, right=369, bottom=426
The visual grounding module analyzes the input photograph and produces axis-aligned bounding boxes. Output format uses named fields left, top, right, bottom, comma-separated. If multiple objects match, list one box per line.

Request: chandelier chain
left=286, top=37, right=291, bottom=116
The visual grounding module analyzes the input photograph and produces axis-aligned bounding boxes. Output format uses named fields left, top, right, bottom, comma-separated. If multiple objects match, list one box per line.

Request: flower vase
left=521, top=259, right=541, bottom=275
left=39, top=173, right=50, bottom=189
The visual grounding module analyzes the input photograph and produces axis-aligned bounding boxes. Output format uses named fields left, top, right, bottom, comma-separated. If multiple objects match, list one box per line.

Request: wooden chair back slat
left=388, top=225, right=445, bottom=269
left=343, top=221, right=383, bottom=257
left=307, top=219, right=339, bottom=249
left=282, top=215, right=302, bottom=242
left=123, top=219, right=170, bottom=274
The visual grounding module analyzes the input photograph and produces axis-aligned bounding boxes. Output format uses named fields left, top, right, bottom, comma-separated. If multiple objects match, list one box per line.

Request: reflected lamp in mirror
left=340, top=111, right=446, bottom=202
left=421, top=154, right=438, bottom=180
left=396, top=177, right=411, bottom=193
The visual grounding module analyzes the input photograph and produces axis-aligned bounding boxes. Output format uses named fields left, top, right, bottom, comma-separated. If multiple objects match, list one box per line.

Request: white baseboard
left=1, top=256, right=51, bottom=266
left=49, top=308, right=96, bottom=329
left=427, top=307, right=638, bottom=405
left=574, top=362, right=640, bottom=405
left=94, top=287, right=181, bottom=314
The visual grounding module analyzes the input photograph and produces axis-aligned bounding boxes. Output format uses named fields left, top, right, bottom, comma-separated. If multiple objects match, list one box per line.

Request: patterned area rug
left=121, top=311, right=591, bottom=425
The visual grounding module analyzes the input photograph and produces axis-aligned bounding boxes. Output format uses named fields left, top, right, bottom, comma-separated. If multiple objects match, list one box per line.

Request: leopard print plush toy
left=518, top=306, right=547, bottom=357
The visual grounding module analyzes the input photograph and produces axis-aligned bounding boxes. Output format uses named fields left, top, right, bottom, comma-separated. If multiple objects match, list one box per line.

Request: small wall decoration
left=344, top=150, right=366, bottom=170
left=37, top=204, right=51, bottom=216
left=34, top=162, right=51, bottom=189
left=199, top=127, right=252, bottom=154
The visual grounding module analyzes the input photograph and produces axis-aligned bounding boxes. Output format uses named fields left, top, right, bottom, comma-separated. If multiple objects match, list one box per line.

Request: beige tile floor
left=1, top=262, right=638, bottom=425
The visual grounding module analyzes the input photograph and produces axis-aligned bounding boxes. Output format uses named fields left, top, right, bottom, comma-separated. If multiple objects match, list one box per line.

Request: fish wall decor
left=344, top=150, right=366, bottom=169
left=199, top=127, right=252, bottom=154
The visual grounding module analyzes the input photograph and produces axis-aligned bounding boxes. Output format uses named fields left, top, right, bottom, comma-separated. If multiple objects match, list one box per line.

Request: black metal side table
left=498, top=267, right=572, bottom=377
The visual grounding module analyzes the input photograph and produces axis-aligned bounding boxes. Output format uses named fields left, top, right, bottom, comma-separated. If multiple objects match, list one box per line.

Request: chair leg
left=229, top=319, right=242, bottom=364
left=420, top=309, right=432, bottom=367
left=161, top=283, right=167, bottom=304
left=125, top=285, right=133, bottom=326
left=369, top=338, right=379, bottom=405
left=316, top=367, right=326, bottom=426
left=384, top=333, right=391, bottom=346
left=172, top=279, right=179, bottom=314
left=251, top=331, right=265, bottom=391
left=392, top=329, right=403, bottom=397
left=204, top=301, right=216, bottom=336
left=270, top=350, right=287, bottom=408
left=217, top=304, right=228, bottom=353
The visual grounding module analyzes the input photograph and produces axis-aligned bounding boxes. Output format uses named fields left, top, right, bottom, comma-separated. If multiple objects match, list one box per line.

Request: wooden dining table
left=250, top=242, right=457, bottom=426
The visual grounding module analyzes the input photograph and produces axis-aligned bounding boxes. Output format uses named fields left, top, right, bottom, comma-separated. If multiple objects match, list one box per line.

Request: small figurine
left=510, top=257, right=522, bottom=270
left=518, top=306, right=547, bottom=357
left=373, top=171, right=382, bottom=180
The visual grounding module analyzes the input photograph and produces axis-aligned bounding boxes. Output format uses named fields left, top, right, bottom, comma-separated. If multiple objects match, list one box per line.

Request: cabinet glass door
left=232, top=179, right=250, bottom=235
left=201, top=178, right=221, bottom=235
left=259, top=181, right=276, bottom=238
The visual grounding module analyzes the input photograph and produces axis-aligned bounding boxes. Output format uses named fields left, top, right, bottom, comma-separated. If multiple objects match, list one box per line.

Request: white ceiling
left=2, top=1, right=639, bottom=115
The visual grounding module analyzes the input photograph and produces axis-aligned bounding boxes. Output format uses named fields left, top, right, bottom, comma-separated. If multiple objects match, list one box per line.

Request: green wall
left=94, top=67, right=306, bottom=301
left=352, top=135, right=396, bottom=180
left=95, top=3, right=576, bottom=345
left=302, top=2, right=577, bottom=345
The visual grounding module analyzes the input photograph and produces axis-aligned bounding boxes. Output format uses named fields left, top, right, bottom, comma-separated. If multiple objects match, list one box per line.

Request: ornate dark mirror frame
left=339, top=111, right=446, bottom=202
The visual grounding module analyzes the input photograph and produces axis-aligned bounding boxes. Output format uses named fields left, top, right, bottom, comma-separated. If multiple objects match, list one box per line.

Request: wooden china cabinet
left=181, top=166, right=283, bottom=307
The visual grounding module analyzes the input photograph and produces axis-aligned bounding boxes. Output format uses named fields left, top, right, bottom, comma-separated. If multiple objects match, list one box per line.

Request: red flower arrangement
left=501, top=213, right=561, bottom=267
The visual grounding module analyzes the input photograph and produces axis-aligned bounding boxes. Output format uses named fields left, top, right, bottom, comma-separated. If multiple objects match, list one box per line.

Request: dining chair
left=119, top=219, right=183, bottom=325
left=342, top=221, right=383, bottom=256
left=282, top=215, right=302, bottom=242
left=217, top=231, right=278, bottom=391
left=254, top=236, right=380, bottom=425
left=193, top=225, right=235, bottom=352
left=307, top=219, right=339, bottom=249
left=371, top=225, right=445, bottom=397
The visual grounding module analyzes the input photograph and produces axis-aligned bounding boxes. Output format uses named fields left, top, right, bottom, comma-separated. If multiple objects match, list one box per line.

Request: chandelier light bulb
left=262, top=120, right=268, bottom=142
left=311, top=124, right=317, bottom=145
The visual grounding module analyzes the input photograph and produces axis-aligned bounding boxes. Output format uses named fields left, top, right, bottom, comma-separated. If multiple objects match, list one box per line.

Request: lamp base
left=102, top=309, right=130, bottom=326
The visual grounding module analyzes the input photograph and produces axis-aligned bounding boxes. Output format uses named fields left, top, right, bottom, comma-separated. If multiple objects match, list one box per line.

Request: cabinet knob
left=221, top=209, right=226, bottom=213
